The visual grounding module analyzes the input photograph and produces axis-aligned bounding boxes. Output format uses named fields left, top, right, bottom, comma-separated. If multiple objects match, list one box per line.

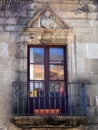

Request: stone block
left=26, top=10, right=35, bottom=17
left=0, top=10, right=5, bottom=17
left=0, top=72, right=3, bottom=83
left=0, top=42, right=8, bottom=57
left=85, top=59, right=92, bottom=73
left=16, top=17, right=31, bottom=26
left=73, top=26, right=92, bottom=34
left=5, top=25, right=18, bottom=32
left=89, top=20, right=97, bottom=27
left=0, top=18, right=7, bottom=25
left=9, top=59, right=19, bottom=72
left=69, top=58, right=84, bottom=75
left=95, top=21, right=98, bottom=26
left=74, top=73, right=92, bottom=84
left=21, top=35, right=30, bottom=42
left=87, top=12, right=98, bottom=20
left=5, top=18, right=17, bottom=25
left=27, top=3, right=38, bottom=10
left=20, top=58, right=27, bottom=72
left=76, top=43, right=87, bottom=58
left=20, top=72, right=27, bottom=81
left=88, top=3, right=98, bottom=12
left=0, top=58, right=9, bottom=71
left=0, top=32, right=11, bottom=43
left=67, top=43, right=75, bottom=59
left=67, top=59, right=76, bottom=73
left=66, top=19, right=94, bottom=27
left=49, top=3, right=78, bottom=11
left=91, top=59, right=98, bottom=73
left=8, top=43, right=16, bottom=57
left=67, top=35, right=74, bottom=44
left=0, top=25, right=3, bottom=31
left=86, top=85, right=98, bottom=96
left=75, top=35, right=83, bottom=44
left=92, top=26, right=98, bottom=35
left=77, top=58, right=85, bottom=73
left=87, top=44, right=98, bottom=59
left=2, top=10, right=12, bottom=17
left=3, top=10, right=27, bottom=18
left=59, top=12, right=87, bottom=19
left=15, top=43, right=27, bottom=58
left=83, top=34, right=98, bottom=44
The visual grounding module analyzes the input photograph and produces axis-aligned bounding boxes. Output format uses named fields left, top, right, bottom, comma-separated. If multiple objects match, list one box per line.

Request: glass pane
left=30, top=64, right=44, bottom=80
left=50, top=65, right=64, bottom=80
left=30, top=48, right=44, bottom=63
left=50, top=48, right=64, bottom=64
left=49, top=81, right=65, bottom=97
left=30, top=81, right=45, bottom=97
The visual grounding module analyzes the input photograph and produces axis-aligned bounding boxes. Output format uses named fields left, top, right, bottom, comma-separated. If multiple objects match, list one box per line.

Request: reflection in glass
left=30, top=48, right=44, bottom=63
left=50, top=65, right=64, bottom=80
left=30, top=81, right=45, bottom=97
left=49, top=81, right=65, bottom=97
left=50, top=48, right=64, bottom=64
left=30, top=64, right=44, bottom=80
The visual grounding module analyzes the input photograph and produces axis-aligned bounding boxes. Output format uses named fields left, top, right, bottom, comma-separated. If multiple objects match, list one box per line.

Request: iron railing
left=12, top=81, right=87, bottom=116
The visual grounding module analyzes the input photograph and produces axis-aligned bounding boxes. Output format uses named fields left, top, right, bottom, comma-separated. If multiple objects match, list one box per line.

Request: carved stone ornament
left=41, top=11, right=55, bottom=29
left=21, top=4, right=73, bottom=45
left=26, top=4, right=69, bottom=29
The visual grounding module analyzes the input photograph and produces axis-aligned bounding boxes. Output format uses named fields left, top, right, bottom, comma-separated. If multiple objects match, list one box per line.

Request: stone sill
left=10, top=116, right=86, bottom=128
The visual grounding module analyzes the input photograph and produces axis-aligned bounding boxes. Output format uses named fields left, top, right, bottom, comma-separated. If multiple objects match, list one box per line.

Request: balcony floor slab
left=10, top=116, right=86, bottom=128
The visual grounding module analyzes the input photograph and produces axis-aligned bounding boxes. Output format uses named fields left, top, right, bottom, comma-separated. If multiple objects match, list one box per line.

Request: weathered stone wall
left=0, top=0, right=98, bottom=130
left=0, top=19, right=19, bottom=130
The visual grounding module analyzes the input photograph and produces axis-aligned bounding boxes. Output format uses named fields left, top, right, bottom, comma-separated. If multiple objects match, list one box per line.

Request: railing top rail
left=12, top=81, right=86, bottom=84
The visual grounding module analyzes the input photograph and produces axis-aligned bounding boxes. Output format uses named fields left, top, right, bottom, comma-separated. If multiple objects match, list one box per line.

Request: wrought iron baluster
left=38, top=82, right=40, bottom=110
left=74, top=83, right=77, bottom=115
left=12, top=82, right=14, bottom=115
left=12, top=81, right=86, bottom=116
left=64, top=82, right=66, bottom=115
left=28, top=82, right=30, bottom=115
left=81, top=83, right=87, bottom=115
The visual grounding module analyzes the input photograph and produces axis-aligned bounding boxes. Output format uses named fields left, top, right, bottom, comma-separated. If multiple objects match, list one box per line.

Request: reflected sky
left=50, top=48, right=64, bottom=64
left=50, top=48, right=63, bottom=55
left=30, top=48, right=44, bottom=63
left=30, top=47, right=64, bottom=64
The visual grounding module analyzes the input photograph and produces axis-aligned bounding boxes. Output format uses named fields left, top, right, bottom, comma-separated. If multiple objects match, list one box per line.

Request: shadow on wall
left=0, top=0, right=28, bottom=13
left=75, top=77, right=98, bottom=116
left=74, top=77, right=92, bottom=85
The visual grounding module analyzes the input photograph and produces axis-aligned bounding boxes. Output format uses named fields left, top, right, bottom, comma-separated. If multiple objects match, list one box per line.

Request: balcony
left=11, top=81, right=87, bottom=128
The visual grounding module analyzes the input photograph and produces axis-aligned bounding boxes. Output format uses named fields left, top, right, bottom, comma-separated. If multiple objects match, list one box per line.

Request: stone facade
left=0, top=0, right=98, bottom=130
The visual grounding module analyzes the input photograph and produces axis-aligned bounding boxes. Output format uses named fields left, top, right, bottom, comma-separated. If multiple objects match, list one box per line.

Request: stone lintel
left=21, top=28, right=73, bottom=45
left=23, top=28, right=72, bottom=33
